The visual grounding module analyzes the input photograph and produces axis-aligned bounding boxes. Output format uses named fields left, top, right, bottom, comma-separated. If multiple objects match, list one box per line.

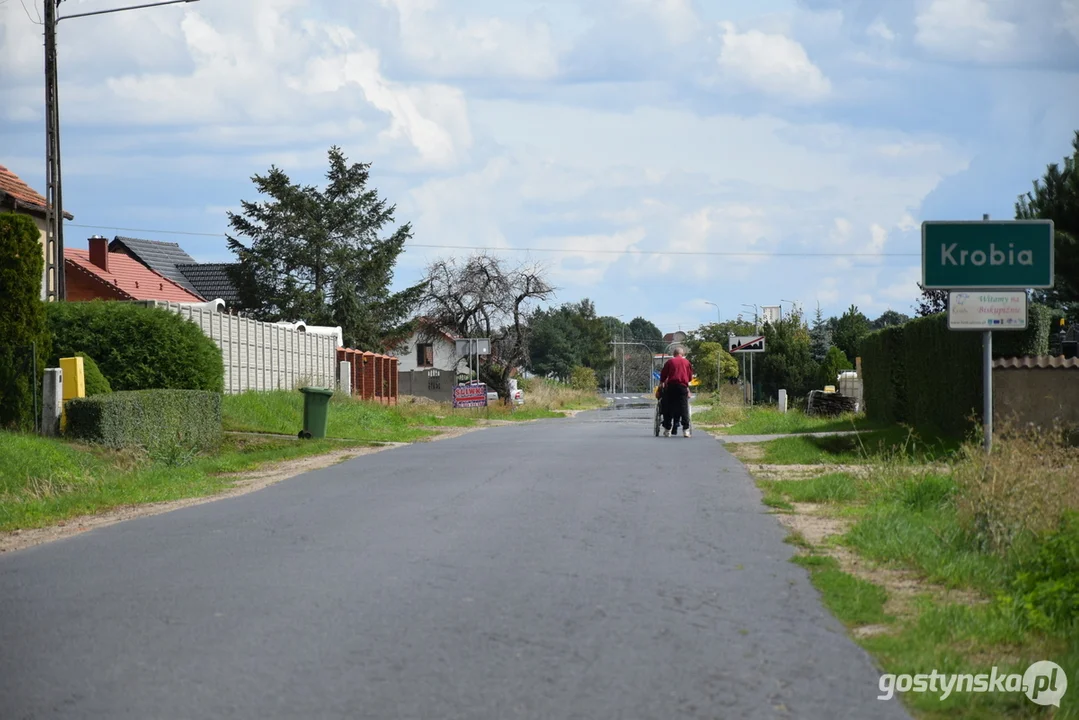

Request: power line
left=68, top=222, right=920, bottom=260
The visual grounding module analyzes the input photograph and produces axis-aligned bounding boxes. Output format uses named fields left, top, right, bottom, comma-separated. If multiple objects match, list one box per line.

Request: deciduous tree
left=421, top=254, right=554, bottom=396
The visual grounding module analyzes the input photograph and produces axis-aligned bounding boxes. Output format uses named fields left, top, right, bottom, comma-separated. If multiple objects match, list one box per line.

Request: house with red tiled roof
left=0, top=163, right=74, bottom=300
left=64, top=236, right=203, bottom=303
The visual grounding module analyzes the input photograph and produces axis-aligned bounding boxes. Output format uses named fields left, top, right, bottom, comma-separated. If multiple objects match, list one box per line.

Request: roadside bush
left=0, top=213, right=52, bottom=431
left=47, top=301, right=224, bottom=392
left=569, top=366, right=598, bottom=391
left=64, top=389, right=223, bottom=453
left=1006, top=511, right=1079, bottom=632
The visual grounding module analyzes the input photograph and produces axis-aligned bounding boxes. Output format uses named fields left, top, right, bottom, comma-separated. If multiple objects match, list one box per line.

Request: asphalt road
left=0, top=404, right=911, bottom=720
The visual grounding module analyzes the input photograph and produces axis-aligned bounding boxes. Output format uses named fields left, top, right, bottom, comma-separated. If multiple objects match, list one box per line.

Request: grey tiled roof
left=176, top=263, right=241, bottom=306
left=109, top=236, right=201, bottom=296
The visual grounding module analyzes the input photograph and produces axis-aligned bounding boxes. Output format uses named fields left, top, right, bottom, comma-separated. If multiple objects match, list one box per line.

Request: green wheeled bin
left=298, top=386, right=334, bottom=439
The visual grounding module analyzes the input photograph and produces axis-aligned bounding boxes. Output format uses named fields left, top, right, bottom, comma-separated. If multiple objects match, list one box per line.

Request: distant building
left=65, top=236, right=204, bottom=303
left=108, top=236, right=241, bottom=308
left=392, top=321, right=465, bottom=373
left=662, top=330, right=687, bottom=350
left=0, top=163, right=73, bottom=300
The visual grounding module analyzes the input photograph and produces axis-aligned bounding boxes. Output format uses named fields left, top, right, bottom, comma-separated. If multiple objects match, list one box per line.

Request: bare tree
left=421, top=254, right=554, bottom=395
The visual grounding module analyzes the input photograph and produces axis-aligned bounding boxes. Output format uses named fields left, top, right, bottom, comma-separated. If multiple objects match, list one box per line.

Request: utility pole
left=42, top=0, right=201, bottom=301
left=621, top=325, right=626, bottom=394
left=44, top=0, right=62, bottom=300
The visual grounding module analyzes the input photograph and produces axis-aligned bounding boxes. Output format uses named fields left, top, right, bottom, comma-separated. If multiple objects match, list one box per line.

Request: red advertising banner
left=453, top=383, right=488, bottom=408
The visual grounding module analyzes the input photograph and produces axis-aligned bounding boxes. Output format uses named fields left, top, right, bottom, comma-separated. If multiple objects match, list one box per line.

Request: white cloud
left=1064, top=0, right=1079, bottom=43
left=716, top=21, right=832, bottom=103
left=625, top=0, right=701, bottom=44
left=381, top=0, right=560, bottom=79
left=914, top=0, right=1018, bottom=62
left=867, top=19, right=897, bottom=42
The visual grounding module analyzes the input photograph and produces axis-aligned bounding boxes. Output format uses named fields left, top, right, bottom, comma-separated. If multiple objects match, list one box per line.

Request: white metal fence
left=134, top=301, right=338, bottom=394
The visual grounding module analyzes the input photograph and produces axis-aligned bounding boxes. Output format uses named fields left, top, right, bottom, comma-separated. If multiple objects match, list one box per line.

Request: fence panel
left=132, top=301, right=337, bottom=394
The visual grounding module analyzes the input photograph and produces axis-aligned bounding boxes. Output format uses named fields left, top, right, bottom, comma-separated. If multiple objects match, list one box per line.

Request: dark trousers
left=662, top=383, right=690, bottom=432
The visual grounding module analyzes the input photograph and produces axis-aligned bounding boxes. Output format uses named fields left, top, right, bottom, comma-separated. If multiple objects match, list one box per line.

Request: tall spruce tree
left=809, top=304, right=832, bottom=363
left=226, top=146, right=425, bottom=350
left=1016, top=130, right=1079, bottom=308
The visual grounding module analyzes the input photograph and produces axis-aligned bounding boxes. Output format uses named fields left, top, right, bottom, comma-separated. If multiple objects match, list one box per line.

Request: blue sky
left=2, top=0, right=1077, bottom=333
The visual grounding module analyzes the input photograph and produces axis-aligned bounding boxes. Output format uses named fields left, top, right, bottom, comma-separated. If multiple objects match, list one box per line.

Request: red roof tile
left=65, top=249, right=203, bottom=303
left=994, top=356, right=1079, bottom=369
left=0, top=164, right=73, bottom=219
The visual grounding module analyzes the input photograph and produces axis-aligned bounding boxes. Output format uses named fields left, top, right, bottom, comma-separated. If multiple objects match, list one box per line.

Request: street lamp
left=43, top=0, right=201, bottom=301
left=781, top=299, right=801, bottom=319
left=741, top=304, right=759, bottom=331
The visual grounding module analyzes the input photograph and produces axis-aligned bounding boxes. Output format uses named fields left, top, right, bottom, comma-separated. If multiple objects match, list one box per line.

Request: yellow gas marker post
left=58, top=356, right=85, bottom=432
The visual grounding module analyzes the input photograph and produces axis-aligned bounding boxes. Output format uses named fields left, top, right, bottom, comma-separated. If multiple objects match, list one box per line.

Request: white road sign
left=947, top=291, right=1028, bottom=331
left=729, top=335, right=766, bottom=353
left=455, top=338, right=492, bottom=355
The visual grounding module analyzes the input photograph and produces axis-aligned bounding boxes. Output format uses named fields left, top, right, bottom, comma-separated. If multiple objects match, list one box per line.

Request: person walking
left=659, top=347, right=693, bottom=438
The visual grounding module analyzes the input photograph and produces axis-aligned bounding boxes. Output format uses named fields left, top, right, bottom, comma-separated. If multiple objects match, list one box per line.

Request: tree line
left=216, top=129, right=1078, bottom=398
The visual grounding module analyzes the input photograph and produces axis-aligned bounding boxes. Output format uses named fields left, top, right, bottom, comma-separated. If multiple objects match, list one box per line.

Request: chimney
left=88, top=236, right=109, bottom=272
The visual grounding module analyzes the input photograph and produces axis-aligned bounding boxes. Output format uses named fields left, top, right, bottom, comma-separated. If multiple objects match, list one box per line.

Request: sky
left=2, top=0, right=1078, bottom=333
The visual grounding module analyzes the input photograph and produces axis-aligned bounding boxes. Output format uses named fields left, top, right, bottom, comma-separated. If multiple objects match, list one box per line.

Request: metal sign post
left=729, top=335, right=765, bottom=405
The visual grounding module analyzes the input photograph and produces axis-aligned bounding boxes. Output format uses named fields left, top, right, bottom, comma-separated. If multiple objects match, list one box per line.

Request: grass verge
left=737, top=426, right=963, bottom=465
left=0, top=431, right=377, bottom=532
left=746, top=426, right=1079, bottom=718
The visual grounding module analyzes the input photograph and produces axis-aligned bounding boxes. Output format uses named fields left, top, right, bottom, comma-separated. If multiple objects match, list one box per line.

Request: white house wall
left=394, top=333, right=464, bottom=373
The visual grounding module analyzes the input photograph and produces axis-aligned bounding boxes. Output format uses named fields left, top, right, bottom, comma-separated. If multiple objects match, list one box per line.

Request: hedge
left=64, top=389, right=223, bottom=451
left=993, top=303, right=1054, bottom=357
left=47, top=301, right=224, bottom=392
left=860, top=325, right=907, bottom=425
left=860, top=305, right=1054, bottom=437
left=900, top=314, right=982, bottom=437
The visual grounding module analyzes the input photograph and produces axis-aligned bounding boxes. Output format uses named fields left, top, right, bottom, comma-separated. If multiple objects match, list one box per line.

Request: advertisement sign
left=453, top=383, right=489, bottom=408
left=947, top=291, right=1028, bottom=331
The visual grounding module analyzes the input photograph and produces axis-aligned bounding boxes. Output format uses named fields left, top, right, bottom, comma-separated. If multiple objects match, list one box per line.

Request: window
left=416, top=343, right=434, bottom=368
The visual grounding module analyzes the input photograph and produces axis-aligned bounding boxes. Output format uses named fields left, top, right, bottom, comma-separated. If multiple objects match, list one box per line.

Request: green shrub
left=1008, top=512, right=1079, bottom=632
left=569, top=366, right=598, bottom=391
left=0, top=213, right=52, bottom=431
left=817, top=345, right=853, bottom=389
left=71, top=352, right=112, bottom=396
left=47, top=301, right=223, bottom=392
left=64, top=389, right=222, bottom=452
